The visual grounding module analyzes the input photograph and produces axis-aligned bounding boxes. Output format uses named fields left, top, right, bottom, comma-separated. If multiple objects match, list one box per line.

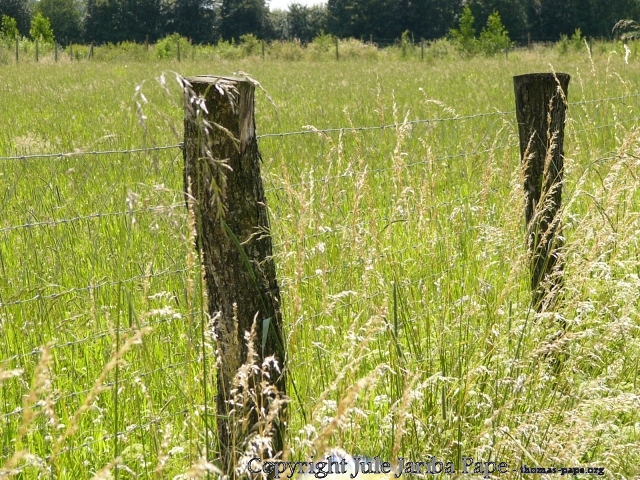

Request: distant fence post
left=421, top=39, right=424, bottom=61
left=262, top=40, right=265, bottom=60
left=182, top=76, right=286, bottom=474
left=335, top=36, right=339, bottom=61
left=69, top=43, right=73, bottom=60
left=15, top=37, right=18, bottom=63
left=35, top=39, right=38, bottom=62
left=88, top=42, right=94, bottom=60
left=513, top=73, right=570, bottom=310
left=54, top=42, right=58, bottom=62
left=176, top=39, right=180, bottom=62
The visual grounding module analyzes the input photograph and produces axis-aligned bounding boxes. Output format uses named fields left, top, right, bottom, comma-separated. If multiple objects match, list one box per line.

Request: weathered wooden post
left=262, top=40, right=265, bottom=60
left=15, top=37, right=18, bottom=63
left=335, top=36, right=339, bottom=61
left=88, top=42, right=94, bottom=59
left=421, top=39, right=424, bottom=61
left=69, top=43, right=73, bottom=60
left=35, top=39, right=38, bottom=62
left=514, top=73, right=570, bottom=310
left=176, top=39, right=181, bottom=62
left=54, top=42, right=58, bottom=62
left=183, top=76, right=286, bottom=475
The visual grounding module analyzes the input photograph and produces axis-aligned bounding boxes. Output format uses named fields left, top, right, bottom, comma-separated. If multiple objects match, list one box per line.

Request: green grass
left=1, top=42, right=640, bottom=478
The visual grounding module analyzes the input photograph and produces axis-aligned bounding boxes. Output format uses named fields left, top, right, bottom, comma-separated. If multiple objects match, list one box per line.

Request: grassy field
left=1, top=42, right=640, bottom=478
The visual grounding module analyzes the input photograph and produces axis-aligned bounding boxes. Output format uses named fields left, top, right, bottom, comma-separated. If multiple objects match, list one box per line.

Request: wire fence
left=1, top=90, right=639, bottom=466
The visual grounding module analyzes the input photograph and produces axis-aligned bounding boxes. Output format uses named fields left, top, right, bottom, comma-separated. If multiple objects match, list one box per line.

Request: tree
left=326, top=0, right=461, bottom=41
left=265, top=8, right=288, bottom=39
left=468, top=0, right=527, bottom=42
left=286, top=3, right=326, bottom=42
left=478, top=10, right=511, bottom=54
left=35, top=0, right=81, bottom=43
left=0, top=0, right=30, bottom=36
left=1, top=14, right=18, bottom=38
left=403, top=0, right=461, bottom=40
left=30, top=11, right=54, bottom=42
left=219, top=0, right=268, bottom=40
left=84, top=0, right=164, bottom=43
left=163, top=0, right=217, bottom=44
left=450, top=4, right=477, bottom=54
left=122, top=0, right=162, bottom=42
left=84, top=0, right=122, bottom=43
left=326, top=0, right=400, bottom=39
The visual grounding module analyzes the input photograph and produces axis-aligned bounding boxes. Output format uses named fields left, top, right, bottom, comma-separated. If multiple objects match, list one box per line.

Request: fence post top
left=513, top=72, right=570, bottom=82
left=185, top=75, right=250, bottom=85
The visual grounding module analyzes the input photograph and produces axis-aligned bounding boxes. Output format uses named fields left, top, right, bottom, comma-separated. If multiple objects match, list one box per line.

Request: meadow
left=1, top=40, right=640, bottom=478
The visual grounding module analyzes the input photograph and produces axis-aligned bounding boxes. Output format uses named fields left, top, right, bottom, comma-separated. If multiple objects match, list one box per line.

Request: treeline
left=1, top=0, right=639, bottom=45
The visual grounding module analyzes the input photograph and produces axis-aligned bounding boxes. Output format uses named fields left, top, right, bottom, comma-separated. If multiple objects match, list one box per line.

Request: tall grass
left=1, top=43, right=640, bottom=477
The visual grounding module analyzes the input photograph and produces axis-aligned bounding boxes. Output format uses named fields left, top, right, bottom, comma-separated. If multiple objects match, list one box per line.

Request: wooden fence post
left=421, top=39, right=424, bottom=61
left=35, top=39, right=38, bottom=62
left=513, top=73, right=570, bottom=310
left=182, top=76, right=286, bottom=475
left=69, top=43, right=73, bottom=60
left=54, top=42, right=58, bottom=62
left=177, top=39, right=181, bottom=62
left=335, top=36, right=339, bottom=61
left=15, top=37, right=18, bottom=63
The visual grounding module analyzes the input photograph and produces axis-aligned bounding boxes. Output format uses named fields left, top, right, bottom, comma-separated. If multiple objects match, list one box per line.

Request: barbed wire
left=0, top=92, right=635, bottom=163
left=0, top=204, right=185, bottom=233
left=0, top=144, right=183, bottom=162
left=0, top=266, right=195, bottom=309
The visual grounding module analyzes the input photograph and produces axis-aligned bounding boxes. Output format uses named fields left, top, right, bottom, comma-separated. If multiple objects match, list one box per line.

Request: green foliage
left=310, top=31, right=334, bottom=52
left=30, top=12, right=54, bottom=43
left=558, top=34, right=570, bottom=55
left=478, top=10, right=511, bottom=56
left=164, top=0, right=217, bottom=44
left=240, top=33, right=261, bottom=55
left=0, top=0, right=31, bottom=36
left=35, top=0, right=81, bottom=43
left=154, top=33, right=191, bottom=59
left=451, top=7, right=511, bottom=57
left=450, top=5, right=477, bottom=56
left=571, top=27, right=584, bottom=51
left=220, top=0, right=268, bottom=41
left=1, top=14, right=19, bottom=40
left=400, top=30, right=413, bottom=58
left=214, top=38, right=243, bottom=59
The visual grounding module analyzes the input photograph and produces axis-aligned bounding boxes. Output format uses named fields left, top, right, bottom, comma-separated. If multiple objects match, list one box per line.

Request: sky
left=268, top=0, right=325, bottom=11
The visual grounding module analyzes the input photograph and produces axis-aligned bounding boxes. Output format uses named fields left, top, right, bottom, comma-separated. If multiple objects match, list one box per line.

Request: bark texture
left=513, top=73, right=570, bottom=310
left=183, top=76, right=285, bottom=473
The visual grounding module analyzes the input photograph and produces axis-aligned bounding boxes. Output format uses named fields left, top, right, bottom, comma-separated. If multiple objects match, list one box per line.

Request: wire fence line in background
left=0, top=92, right=637, bottom=162
left=0, top=143, right=183, bottom=161
left=0, top=266, right=193, bottom=309
left=0, top=204, right=185, bottom=233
